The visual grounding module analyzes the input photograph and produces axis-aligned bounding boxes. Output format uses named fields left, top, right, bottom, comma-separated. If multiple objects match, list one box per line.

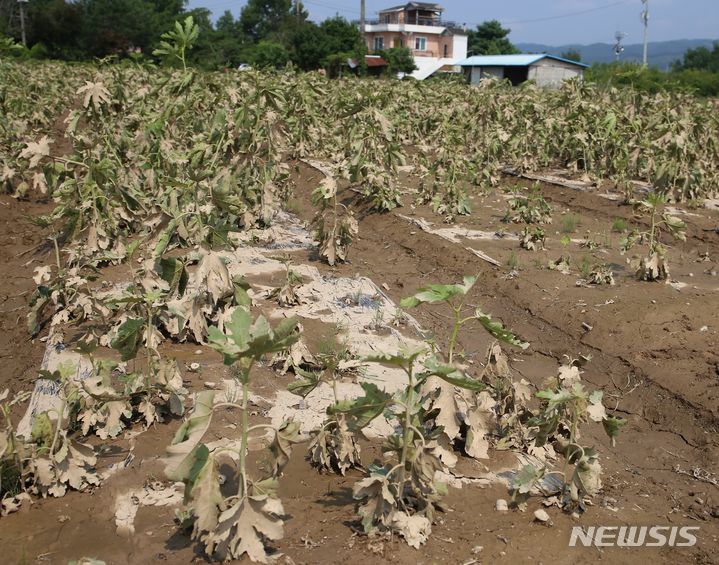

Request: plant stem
left=238, top=368, right=250, bottom=500
left=48, top=397, right=67, bottom=457
left=398, top=364, right=415, bottom=490
left=447, top=302, right=462, bottom=364
left=649, top=203, right=657, bottom=253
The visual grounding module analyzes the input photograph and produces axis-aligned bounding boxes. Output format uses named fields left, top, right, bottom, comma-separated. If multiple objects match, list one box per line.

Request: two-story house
left=364, top=2, right=468, bottom=80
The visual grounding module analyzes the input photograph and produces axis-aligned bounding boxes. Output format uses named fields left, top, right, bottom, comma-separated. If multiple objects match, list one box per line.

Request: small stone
left=189, top=362, right=201, bottom=372
left=651, top=299, right=657, bottom=304
left=203, top=381, right=216, bottom=389
left=699, top=326, right=708, bottom=332
left=495, top=499, right=508, bottom=512
left=534, top=509, right=551, bottom=523
left=194, top=349, right=202, bottom=355
left=471, top=546, right=483, bottom=555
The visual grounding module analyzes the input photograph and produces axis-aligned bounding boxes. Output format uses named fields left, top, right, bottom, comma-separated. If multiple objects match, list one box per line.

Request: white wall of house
left=528, top=59, right=584, bottom=88
left=452, top=34, right=468, bottom=60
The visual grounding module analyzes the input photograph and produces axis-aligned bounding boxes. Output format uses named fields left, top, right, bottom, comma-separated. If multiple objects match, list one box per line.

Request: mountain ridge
left=515, top=39, right=717, bottom=68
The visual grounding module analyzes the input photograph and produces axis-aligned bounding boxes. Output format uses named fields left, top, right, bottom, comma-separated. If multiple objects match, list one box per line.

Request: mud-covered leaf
left=423, top=357, right=486, bottom=392
left=474, top=309, right=529, bottom=349
left=204, top=495, right=284, bottom=564
left=164, top=390, right=215, bottom=481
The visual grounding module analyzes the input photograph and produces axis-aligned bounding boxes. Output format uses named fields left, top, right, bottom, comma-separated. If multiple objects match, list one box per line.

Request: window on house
left=443, top=44, right=449, bottom=57
left=373, top=36, right=384, bottom=51
left=414, top=37, right=427, bottom=51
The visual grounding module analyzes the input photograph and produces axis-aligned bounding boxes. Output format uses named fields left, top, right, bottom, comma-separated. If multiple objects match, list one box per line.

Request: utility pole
left=360, top=0, right=366, bottom=39
left=641, top=0, right=649, bottom=66
left=18, top=0, right=28, bottom=47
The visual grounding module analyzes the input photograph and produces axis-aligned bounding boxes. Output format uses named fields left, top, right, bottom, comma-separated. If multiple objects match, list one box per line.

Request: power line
left=502, top=0, right=633, bottom=26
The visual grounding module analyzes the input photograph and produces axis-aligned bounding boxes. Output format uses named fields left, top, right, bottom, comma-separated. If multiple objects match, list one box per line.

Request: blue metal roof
left=457, top=54, right=589, bottom=68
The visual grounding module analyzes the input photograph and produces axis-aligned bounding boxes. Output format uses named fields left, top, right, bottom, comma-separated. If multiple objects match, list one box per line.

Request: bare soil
left=1, top=162, right=718, bottom=565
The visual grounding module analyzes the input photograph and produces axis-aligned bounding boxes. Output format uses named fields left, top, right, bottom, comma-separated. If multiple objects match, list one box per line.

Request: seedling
left=400, top=276, right=528, bottom=364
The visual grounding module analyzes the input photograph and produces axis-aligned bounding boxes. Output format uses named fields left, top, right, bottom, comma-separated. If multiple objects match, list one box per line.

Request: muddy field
left=1, top=162, right=718, bottom=565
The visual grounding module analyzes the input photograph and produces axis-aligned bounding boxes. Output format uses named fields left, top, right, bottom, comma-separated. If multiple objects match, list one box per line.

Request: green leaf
left=400, top=276, right=476, bottom=308
left=158, top=257, right=188, bottom=296
left=207, top=308, right=300, bottom=365
left=536, top=388, right=573, bottom=411
left=110, top=318, right=145, bottom=361
left=362, top=344, right=427, bottom=369
left=233, top=275, right=252, bottom=307
left=602, top=415, right=627, bottom=447
left=327, top=382, right=391, bottom=431
left=423, top=357, right=486, bottom=392
left=474, top=309, right=529, bottom=349
left=287, top=366, right=321, bottom=398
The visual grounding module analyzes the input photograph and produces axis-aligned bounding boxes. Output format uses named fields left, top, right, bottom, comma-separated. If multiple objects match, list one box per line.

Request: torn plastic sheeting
left=17, top=340, right=93, bottom=439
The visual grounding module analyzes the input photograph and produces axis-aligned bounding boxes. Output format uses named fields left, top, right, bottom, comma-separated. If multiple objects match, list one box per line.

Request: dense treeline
left=0, top=0, right=365, bottom=70
left=587, top=42, right=719, bottom=97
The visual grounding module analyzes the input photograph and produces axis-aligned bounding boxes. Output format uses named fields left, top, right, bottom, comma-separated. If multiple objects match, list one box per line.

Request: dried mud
left=1, top=161, right=718, bottom=565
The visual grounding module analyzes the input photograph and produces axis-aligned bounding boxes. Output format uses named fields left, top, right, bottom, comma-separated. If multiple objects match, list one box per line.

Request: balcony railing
left=365, top=18, right=461, bottom=28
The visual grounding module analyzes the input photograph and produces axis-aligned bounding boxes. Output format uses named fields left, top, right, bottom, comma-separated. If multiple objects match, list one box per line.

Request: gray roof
left=458, top=54, right=589, bottom=69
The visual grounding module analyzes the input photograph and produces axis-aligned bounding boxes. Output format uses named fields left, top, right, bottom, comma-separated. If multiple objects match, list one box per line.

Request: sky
left=187, top=0, right=719, bottom=45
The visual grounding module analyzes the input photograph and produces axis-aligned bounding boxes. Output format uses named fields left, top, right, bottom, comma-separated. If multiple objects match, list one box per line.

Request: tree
left=673, top=42, right=719, bottom=73
left=378, top=46, right=416, bottom=75
left=246, top=40, right=289, bottom=68
left=187, top=9, right=249, bottom=68
left=288, top=16, right=361, bottom=71
left=239, top=0, right=294, bottom=42
left=467, top=20, right=519, bottom=56
left=560, top=49, right=581, bottom=63
left=26, top=0, right=85, bottom=59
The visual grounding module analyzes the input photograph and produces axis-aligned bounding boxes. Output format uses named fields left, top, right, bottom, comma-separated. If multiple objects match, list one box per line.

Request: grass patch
left=612, top=217, right=629, bottom=233
left=560, top=214, right=581, bottom=234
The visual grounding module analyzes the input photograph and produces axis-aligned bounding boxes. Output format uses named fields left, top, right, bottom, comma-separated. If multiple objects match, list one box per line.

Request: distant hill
left=516, top=39, right=717, bottom=69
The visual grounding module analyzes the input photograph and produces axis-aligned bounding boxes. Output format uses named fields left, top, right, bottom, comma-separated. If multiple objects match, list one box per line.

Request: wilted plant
left=164, top=308, right=301, bottom=563
left=267, top=257, right=304, bottom=307
left=504, top=184, right=553, bottom=225
left=333, top=345, right=486, bottom=547
left=311, top=172, right=358, bottom=266
left=288, top=339, right=362, bottom=475
left=520, top=226, right=546, bottom=251
left=511, top=361, right=625, bottom=512
left=620, top=193, right=686, bottom=280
